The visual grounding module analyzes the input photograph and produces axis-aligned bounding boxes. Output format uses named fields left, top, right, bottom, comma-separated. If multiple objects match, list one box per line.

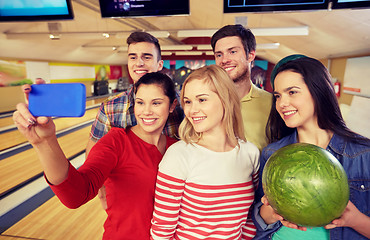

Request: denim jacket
left=252, top=131, right=370, bottom=240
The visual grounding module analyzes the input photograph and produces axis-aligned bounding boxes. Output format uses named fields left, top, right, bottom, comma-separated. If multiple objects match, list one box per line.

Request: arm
left=251, top=149, right=283, bottom=235
left=252, top=146, right=260, bottom=190
left=13, top=103, right=69, bottom=185
left=251, top=149, right=307, bottom=232
left=260, top=196, right=307, bottom=231
left=86, top=101, right=111, bottom=210
left=85, top=138, right=97, bottom=157
left=86, top=138, right=108, bottom=210
left=325, top=200, right=370, bottom=238
left=150, top=171, right=185, bottom=239
left=150, top=145, right=187, bottom=239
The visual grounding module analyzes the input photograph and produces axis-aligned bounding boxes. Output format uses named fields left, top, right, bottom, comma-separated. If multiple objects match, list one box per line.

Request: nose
left=189, top=102, right=200, bottom=114
left=221, top=53, right=231, bottom=65
left=277, top=95, right=289, bottom=108
left=136, top=57, right=144, bottom=66
left=143, top=104, right=152, bottom=115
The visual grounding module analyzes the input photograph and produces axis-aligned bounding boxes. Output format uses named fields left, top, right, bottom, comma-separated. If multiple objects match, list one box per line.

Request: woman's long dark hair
left=267, top=55, right=369, bottom=146
left=134, top=72, right=176, bottom=105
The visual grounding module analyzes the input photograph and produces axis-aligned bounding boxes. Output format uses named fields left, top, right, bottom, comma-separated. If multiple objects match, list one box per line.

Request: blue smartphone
left=28, top=83, right=86, bottom=117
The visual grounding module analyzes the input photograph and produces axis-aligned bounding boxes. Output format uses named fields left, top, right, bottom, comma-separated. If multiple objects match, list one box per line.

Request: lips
left=134, top=70, right=148, bottom=75
left=284, top=110, right=297, bottom=116
left=223, top=66, right=235, bottom=72
left=142, top=118, right=156, bottom=125
left=282, top=110, right=297, bottom=119
left=192, top=116, right=206, bottom=123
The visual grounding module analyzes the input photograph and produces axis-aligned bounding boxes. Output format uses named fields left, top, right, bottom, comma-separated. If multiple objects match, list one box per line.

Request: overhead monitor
left=0, top=0, right=74, bottom=21
left=331, top=0, right=370, bottom=9
left=224, top=0, right=330, bottom=13
left=99, top=0, right=190, bottom=18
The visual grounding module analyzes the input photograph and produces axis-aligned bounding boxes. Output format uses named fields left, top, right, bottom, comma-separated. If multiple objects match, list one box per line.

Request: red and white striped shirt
left=151, top=140, right=260, bottom=239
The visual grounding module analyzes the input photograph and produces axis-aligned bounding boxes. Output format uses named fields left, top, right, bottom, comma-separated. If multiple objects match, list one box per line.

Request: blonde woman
left=151, top=65, right=260, bottom=239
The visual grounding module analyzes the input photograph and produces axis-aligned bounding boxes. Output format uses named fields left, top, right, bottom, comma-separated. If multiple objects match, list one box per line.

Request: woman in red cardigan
left=13, top=72, right=179, bottom=239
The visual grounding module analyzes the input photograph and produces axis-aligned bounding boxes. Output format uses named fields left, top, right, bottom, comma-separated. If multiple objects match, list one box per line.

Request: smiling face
left=214, top=36, right=255, bottom=83
left=134, top=83, right=171, bottom=135
left=273, top=70, right=317, bottom=130
left=183, top=79, right=224, bottom=137
left=127, top=42, right=163, bottom=83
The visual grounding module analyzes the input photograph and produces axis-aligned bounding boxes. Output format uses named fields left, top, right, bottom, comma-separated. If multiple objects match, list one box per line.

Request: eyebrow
left=184, top=94, right=209, bottom=98
left=136, top=97, right=164, bottom=101
left=128, top=53, right=153, bottom=57
left=273, top=86, right=301, bottom=94
left=214, top=46, right=240, bottom=54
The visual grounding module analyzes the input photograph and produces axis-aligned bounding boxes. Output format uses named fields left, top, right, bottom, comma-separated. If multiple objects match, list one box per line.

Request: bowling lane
left=1, top=195, right=105, bottom=240
left=0, top=108, right=99, bottom=152
left=0, top=126, right=91, bottom=196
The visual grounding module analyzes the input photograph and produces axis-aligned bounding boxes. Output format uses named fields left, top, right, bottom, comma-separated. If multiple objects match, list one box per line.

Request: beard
left=232, top=66, right=250, bottom=84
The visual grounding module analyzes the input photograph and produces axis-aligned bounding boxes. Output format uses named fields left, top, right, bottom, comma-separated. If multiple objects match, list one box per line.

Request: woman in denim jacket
left=252, top=54, right=370, bottom=240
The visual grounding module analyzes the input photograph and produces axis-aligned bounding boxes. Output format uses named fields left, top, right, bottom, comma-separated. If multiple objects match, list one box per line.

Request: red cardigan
left=49, top=127, right=177, bottom=239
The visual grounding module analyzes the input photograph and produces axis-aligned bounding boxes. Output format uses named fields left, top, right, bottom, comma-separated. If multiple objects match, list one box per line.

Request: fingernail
left=28, top=118, right=36, bottom=125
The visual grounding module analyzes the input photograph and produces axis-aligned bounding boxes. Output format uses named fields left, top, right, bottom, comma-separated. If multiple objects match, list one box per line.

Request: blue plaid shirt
left=90, top=85, right=184, bottom=141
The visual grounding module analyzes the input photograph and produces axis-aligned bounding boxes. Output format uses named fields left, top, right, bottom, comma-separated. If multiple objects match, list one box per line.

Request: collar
left=127, top=85, right=136, bottom=105
left=327, top=133, right=346, bottom=156
left=241, top=82, right=260, bottom=102
left=290, top=130, right=346, bottom=156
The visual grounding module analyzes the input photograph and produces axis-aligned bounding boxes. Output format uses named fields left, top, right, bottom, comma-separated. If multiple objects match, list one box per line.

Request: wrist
left=32, top=135, right=58, bottom=148
left=260, top=204, right=279, bottom=225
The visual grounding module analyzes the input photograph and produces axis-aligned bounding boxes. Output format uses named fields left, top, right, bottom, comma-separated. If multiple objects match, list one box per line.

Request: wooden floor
left=0, top=108, right=99, bottom=152
left=0, top=96, right=110, bottom=239
left=1, top=197, right=106, bottom=240
left=0, top=126, right=93, bottom=195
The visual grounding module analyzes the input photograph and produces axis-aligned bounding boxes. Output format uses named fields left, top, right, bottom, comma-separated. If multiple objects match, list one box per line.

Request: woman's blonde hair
left=179, top=65, right=245, bottom=146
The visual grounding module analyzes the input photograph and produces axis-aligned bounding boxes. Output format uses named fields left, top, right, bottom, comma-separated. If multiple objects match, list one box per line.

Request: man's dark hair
left=127, top=32, right=161, bottom=61
left=211, top=24, right=256, bottom=57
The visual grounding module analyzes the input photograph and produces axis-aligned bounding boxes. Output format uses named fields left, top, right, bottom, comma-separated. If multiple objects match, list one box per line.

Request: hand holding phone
left=28, top=83, right=86, bottom=117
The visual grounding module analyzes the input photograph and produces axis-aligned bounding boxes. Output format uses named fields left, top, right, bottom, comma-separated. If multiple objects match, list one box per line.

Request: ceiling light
left=102, top=33, right=110, bottom=38
left=81, top=45, right=122, bottom=52
left=161, top=45, right=193, bottom=51
left=175, top=51, right=204, bottom=56
left=177, top=26, right=309, bottom=38
left=257, top=43, right=280, bottom=49
left=256, top=50, right=267, bottom=55
left=146, top=31, right=170, bottom=38
left=161, top=52, right=173, bottom=56
left=49, top=34, right=60, bottom=40
left=177, top=29, right=217, bottom=38
left=251, top=26, right=309, bottom=36
left=197, top=44, right=213, bottom=50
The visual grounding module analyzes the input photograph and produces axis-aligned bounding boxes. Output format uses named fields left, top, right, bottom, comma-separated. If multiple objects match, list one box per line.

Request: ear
left=248, top=50, right=256, bottom=62
left=157, top=60, right=164, bottom=71
left=169, top=98, right=178, bottom=113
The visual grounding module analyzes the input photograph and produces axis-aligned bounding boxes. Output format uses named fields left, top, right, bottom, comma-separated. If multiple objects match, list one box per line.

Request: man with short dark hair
left=87, top=32, right=183, bottom=209
left=212, top=24, right=272, bottom=151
